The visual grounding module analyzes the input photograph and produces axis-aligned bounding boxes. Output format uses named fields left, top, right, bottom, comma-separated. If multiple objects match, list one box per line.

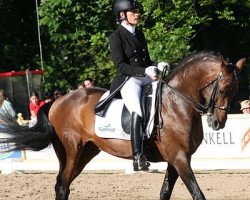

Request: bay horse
left=0, top=52, right=245, bottom=200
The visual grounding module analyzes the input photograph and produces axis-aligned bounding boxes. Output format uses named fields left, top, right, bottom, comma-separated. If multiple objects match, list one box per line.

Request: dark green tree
left=39, top=0, right=115, bottom=90
left=1, top=0, right=250, bottom=101
left=0, top=0, right=41, bottom=71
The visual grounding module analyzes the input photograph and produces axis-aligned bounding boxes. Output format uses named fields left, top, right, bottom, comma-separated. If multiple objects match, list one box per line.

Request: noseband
left=159, top=64, right=239, bottom=115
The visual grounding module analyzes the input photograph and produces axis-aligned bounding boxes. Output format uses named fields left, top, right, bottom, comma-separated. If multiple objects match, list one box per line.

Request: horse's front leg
left=174, top=152, right=206, bottom=200
left=160, top=163, right=179, bottom=200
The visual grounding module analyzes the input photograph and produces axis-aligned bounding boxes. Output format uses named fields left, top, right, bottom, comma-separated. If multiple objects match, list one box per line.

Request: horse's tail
left=0, top=101, right=55, bottom=152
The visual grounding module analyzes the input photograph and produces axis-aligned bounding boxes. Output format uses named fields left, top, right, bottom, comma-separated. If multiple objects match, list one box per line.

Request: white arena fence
left=0, top=114, right=250, bottom=174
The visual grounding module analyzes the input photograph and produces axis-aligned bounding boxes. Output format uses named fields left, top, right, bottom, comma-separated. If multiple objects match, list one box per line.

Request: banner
left=0, top=131, right=22, bottom=160
left=194, top=114, right=250, bottom=159
left=0, top=150, right=21, bottom=160
left=0, top=114, right=250, bottom=173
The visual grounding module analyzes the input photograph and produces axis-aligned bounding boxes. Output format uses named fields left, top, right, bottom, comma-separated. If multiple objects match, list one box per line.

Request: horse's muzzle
left=207, top=115, right=222, bottom=130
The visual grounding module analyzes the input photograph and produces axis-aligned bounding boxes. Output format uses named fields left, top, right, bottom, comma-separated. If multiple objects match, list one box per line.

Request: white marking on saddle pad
left=95, top=97, right=130, bottom=140
left=95, top=81, right=158, bottom=140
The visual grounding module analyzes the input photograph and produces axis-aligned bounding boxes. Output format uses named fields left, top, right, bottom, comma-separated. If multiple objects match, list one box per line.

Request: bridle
left=202, top=72, right=228, bottom=115
left=158, top=64, right=239, bottom=116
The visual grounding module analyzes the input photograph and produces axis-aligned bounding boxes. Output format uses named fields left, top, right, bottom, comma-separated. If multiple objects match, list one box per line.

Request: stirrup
left=133, top=153, right=150, bottom=171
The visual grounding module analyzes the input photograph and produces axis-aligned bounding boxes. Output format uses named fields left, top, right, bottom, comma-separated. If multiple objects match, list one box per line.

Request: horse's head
left=202, top=58, right=245, bottom=130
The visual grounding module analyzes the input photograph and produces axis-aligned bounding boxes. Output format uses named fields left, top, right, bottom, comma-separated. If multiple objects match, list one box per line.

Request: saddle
left=94, top=81, right=162, bottom=140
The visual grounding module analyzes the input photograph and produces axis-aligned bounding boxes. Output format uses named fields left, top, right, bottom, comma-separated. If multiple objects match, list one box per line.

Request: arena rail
left=1, top=114, right=250, bottom=174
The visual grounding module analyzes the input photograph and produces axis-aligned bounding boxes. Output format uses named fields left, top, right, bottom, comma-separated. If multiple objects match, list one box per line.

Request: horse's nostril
left=213, top=120, right=220, bottom=130
left=214, top=120, right=218, bottom=128
left=207, top=116, right=212, bottom=127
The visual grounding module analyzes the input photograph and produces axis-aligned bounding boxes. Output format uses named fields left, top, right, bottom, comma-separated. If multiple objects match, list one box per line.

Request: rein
left=159, top=77, right=208, bottom=115
left=158, top=66, right=237, bottom=115
left=154, top=64, right=238, bottom=131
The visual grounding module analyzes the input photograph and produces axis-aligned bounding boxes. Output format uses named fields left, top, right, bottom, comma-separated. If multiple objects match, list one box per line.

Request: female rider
left=109, top=0, right=168, bottom=171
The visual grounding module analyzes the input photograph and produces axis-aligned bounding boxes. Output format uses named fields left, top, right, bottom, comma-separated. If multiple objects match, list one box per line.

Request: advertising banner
left=194, top=114, right=250, bottom=159
left=0, top=149, right=21, bottom=160
left=0, top=132, right=22, bottom=160
left=0, top=114, right=250, bottom=173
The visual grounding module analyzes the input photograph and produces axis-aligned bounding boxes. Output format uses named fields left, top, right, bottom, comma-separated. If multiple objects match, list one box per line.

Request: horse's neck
left=162, top=70, right=207, bottom=113
left=171, top=64, right=219, bottom=93
left=164, top=65, right=220, bottom=113
left=170, top=73, right=201, bottom=96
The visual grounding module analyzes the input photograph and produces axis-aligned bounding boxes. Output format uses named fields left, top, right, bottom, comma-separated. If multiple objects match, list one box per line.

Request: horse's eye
left=220, top=90, right=226, bottom=95
left=219, top=89, right=230, bottom=98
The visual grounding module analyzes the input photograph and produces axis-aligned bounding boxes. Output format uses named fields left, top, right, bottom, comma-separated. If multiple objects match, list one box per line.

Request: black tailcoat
left=109, top=25, right=156, bottom=93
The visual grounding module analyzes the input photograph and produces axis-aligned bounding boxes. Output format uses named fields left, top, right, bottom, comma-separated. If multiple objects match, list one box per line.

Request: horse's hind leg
left=51, top=133, right=66, bottom=197
left=70, top=141, right=100, bottom=180
left=160, top=163, right=179, bottom=200
left=53, top=136, right=100, bottom=200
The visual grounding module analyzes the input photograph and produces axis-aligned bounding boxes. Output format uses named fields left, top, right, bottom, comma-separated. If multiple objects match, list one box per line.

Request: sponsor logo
left=241, top=128, right=250, bottom=151
left=99, top=124, right=115, bottom=132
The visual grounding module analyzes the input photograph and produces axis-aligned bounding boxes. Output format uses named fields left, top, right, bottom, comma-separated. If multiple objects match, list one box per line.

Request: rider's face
left=121, top=9, right=140, bottom=26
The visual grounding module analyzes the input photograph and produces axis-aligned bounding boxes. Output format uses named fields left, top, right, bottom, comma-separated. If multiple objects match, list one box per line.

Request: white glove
left=145, top=66, right=158, bottom=76
left=157, top=62, right=170, bottom=72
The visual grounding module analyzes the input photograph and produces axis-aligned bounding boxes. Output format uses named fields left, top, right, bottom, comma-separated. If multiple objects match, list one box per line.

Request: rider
left=109, top=0, right=169, bottom=171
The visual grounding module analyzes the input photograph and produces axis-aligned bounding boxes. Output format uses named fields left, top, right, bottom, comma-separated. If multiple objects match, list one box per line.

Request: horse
left=0, top=52, right=245, bottom=200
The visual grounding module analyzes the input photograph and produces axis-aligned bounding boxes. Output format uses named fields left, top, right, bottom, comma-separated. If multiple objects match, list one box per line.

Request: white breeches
left=120, top=76, right=154, bottom=117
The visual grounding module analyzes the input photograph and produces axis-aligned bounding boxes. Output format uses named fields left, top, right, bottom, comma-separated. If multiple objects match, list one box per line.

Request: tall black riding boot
left=131, top=112, right=150, bottom=171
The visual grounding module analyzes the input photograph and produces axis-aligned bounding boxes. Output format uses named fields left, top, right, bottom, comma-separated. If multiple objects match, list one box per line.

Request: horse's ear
left=235, top=58, right=247, bottom=72
left=220, top=59, right=228, bottom=73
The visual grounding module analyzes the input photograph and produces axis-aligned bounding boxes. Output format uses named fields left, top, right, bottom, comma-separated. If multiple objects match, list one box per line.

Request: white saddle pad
left=95, top=81, right=158, bottom=140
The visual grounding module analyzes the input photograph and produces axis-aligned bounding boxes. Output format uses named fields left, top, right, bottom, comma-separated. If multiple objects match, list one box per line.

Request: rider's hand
left=145, top=66, right=158, bottom=77
left=157, top=62, right=170, bottom=72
